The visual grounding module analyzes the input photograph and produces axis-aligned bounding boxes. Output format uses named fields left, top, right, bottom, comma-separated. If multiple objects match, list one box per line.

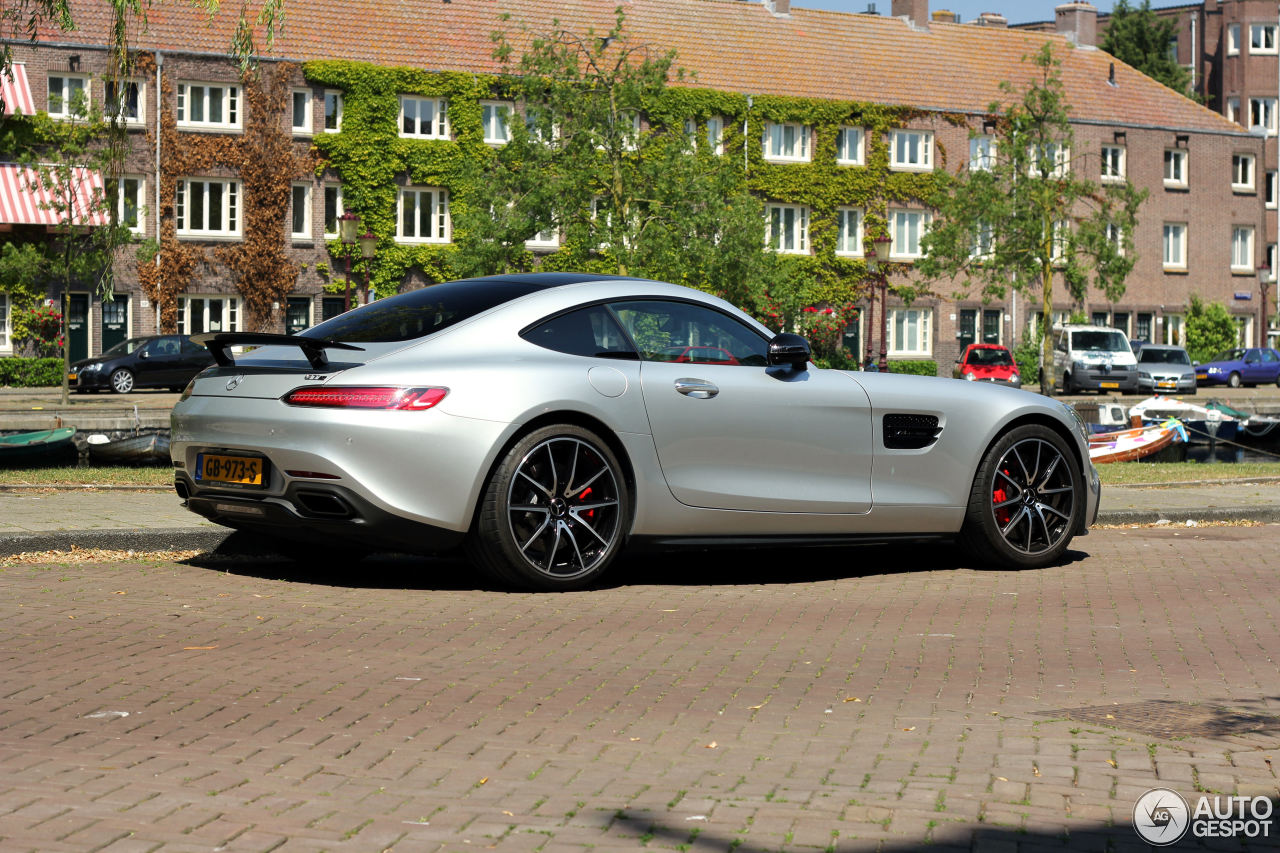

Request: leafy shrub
left=0, top=357, right=64, bottom=387
left=887, top=359, right=939, bottom=376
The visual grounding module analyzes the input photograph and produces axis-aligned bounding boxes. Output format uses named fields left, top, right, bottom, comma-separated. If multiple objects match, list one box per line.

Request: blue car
left=1194, top=347, right=1280, bottom=388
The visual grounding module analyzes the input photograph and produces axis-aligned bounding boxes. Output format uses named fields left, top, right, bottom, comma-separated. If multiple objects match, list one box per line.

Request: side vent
left=883, top=414, right=942, bottom=449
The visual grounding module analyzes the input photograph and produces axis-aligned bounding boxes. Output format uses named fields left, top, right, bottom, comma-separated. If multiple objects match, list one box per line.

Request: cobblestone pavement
left=2, top=526, right=1279, bottom=851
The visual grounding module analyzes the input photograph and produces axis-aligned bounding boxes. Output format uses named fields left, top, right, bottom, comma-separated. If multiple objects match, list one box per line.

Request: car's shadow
left=184, top=531, right=1090, bottom=592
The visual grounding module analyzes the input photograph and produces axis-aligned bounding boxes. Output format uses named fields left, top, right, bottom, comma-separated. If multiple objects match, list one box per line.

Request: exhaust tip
left=174, top=480, right=190, bottom=500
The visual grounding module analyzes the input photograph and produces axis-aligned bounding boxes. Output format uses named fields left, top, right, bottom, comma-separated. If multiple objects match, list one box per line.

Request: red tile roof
left=46, top=0, right=1245, bottom=135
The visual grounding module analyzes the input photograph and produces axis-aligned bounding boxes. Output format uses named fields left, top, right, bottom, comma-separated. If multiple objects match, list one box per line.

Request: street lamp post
left=338, top=212, right=361, bottom=312
left=871, top=234, right=893, bottom=372
left=357, top=231, right=377, bottom=306
left=1260, top=263, right=1272, bottom=348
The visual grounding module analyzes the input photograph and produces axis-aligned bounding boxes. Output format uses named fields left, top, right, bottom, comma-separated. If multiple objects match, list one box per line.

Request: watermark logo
left=1134, top=788, right=1190, bottom=846
left=1134, top=790, right=1274, bottom=845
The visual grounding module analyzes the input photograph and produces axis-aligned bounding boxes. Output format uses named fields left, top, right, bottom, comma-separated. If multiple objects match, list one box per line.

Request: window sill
left=835, top=159, right=864, bottom=167
left=177, top=233, right=242, bottom=242
left=1163, top=182, right=1189, bottom=191
left=1231, top=186, right=1257, bottom=194
left=1231, top=267, right=1257, bottom=275
left=291, top=237, right=314, bottom=246
left=394, top=238, right=452, bottom=245
left=1163, top=266, right=1189, bottom=274
left=835, top=251, right=864, bottom=258
left=176, top=124, right=243, bottom=134
left=889, top=164, right=933, bottom=173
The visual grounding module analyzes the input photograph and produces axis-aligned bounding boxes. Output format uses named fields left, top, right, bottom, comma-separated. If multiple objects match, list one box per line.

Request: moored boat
left=85, top=432, right=171, bottom=465
left=1088, top=420, right=1187, bottom=464
left=0, top=427, right=78, bottom=466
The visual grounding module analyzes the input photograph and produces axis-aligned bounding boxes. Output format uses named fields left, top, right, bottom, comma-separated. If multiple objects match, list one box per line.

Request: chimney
left=764, top=0, right=791, bottom=14
left=973, top=12, right=1008, bottom=27
left=1055, top=2, right=1097, bottom=47
left=891, top=0, right=928, bottom=26
left=932, top=9, right=957, bottom=23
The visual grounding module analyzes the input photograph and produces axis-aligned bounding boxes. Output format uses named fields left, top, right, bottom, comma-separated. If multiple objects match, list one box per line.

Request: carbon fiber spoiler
left=191, top=332, right=365, bottom=370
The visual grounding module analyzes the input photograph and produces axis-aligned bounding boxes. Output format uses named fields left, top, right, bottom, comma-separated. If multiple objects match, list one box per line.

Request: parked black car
left=69, top=335, right=215, bottom=393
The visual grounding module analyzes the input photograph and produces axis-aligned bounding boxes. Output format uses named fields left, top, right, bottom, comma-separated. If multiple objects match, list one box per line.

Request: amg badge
left=304, top=374, right=328, bottom=381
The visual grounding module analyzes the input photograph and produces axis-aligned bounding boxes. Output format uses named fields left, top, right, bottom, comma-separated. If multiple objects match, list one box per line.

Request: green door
left=66, top=293, right=89, bottom=363
left=101, top=295, right=128, bottom=352
left=286, top=297, right=312, bottom=335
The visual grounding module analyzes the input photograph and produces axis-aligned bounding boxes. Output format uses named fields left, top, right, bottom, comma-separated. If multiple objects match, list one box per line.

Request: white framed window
left=1269, top=243, right=1278, bottom=278
left=1228, top=97, right=1241, bottom=125
left=323, top=90, right=342, bottom=132
left=481, top=101, right=511, bottom=144
left=1050, top=220, right=1070, bottom=262
left=1030, top=143, right=1069, bottom=177
left=1228, top=23, right=1241, bottom=55
left=889, top=308, right=932, bottom=357
left=706, top=116, right=724, bottom=155
left=1268, top=170, right=1278, bottom=209
left=525, top=224, right=559, bottom=252
left=765, top=203, right=809, bottom=254
left=835, top=207, right=863, bottom=256
left=969, top=135, right=996, bottom=171
left=1163, top=148, right=1188, bottom=187
left=397, top=186, right=450, bottom=243
left=176, top=178, right=240, bottom=238
left=1250, top=97, right=1277, bottom=135
left=889, top=208, right=930, bottom=259
left=0, top=292, right=9, bottom=354
left=47, top=73, right=89, bottom=118
left=1100, top=144, right=1125, bottom=181
left=763, top=122, right=810, bottom=162
left=890, top=129, right=933, bottom=171
left=115, top=176, right=145, bottom=234
left=1251, top=23, right=1278, bottom=54
left=971, top=222, right=994, bottom=260
left=1164, top=313, right=1185, bottom=346
left=105, top=79, right=143, bottom=125
left=400, top=95, right=449, bottom=139
left=1162, top=222, right=1187, bottom=269
left=176, top=82, right=240, bottom=130
left=1232, top=153, right=1255, bottom=192
left=290, top=183, right=311, bottom=242
left=1231, top=224, right=1255, bottom=272
left=523, top=107, right=560, bottom=146
left=1106, top=223, right=1124, bottom=256
left=323, top=184, right=343, bottom=238
left=178, top=295, right=239, bottom=335
left=836, top=127, right=865, bottom=165
left=291, top=88, right=312, bottom=136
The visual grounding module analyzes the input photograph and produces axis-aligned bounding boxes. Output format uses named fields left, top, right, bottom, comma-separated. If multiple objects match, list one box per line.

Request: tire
left=1061, top=372, right=1073, bottom=394
left=1228, top=371, right=1242, bottom=388
left=959, top=424, right=1084, bottom=570
left=466, top=424, right=630, bottom=591
left=1187, top=386, right=1197, bottom=396
left=110, top=368, right=135, bottom=393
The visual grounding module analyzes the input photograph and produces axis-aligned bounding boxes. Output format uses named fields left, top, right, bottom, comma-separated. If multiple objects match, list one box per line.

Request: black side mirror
left=768, top=333, right=811, bottom=370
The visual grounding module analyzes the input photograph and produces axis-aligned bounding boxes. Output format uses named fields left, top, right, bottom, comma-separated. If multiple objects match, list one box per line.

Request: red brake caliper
left=582, top=487, right=594, bottom=519
left=992, top=469, right=1011, bottom=525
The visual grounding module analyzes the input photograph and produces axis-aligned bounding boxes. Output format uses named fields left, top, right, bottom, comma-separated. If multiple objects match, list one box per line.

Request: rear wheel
left=467, top=425, right=630, bottom=591
left=959, top=424, right=1083, bottom=569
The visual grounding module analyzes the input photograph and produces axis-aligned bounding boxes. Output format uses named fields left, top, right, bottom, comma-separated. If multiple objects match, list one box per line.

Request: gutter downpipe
left=154, top=50, right=163, bottom=334
left=1190, top=13, right=1196, bottom=94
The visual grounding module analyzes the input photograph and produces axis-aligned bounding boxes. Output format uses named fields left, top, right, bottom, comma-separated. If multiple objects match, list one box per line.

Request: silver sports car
left=171, top=273, right=1100, bottom=589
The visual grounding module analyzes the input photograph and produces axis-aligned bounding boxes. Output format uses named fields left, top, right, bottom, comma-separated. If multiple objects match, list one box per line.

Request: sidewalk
left=1, top=480, right=1277, bottom=555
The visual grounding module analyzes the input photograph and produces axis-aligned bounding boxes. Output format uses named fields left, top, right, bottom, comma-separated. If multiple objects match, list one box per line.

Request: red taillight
left=282, top=386, right=448, bottom=410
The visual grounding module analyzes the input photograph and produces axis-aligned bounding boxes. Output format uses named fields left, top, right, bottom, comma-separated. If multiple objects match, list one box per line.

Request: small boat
left=0, top=427, right=78, bottom=466
left=1088, top=420, right=1187, bottom=464
left=1127, top=395, right=1239, bottom=443
left=1203, top=399, right=1280, bottom=443
left=85, top=432, right=171, bottom=465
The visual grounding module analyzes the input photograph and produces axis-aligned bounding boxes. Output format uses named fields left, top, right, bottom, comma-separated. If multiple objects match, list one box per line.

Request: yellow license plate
left=1158, top=381, right=1176, bottom=388
left=67, top=373, right=77, bottom=381
left=1100, top=381, right=1119, bottom=389
left=1196, top=373, right=1208, bottom=380
left=196, top=453, right=264, bottom=486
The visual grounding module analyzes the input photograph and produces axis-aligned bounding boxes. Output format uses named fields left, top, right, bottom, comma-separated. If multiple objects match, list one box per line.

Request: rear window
left=301, top=279, right=549, bottom=343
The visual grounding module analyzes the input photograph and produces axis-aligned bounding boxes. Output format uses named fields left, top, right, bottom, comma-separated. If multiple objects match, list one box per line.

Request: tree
left=915, top=44, right=1146, bottom=395
left=1184, top=294, right=1238, bottom=364
left=451, top=10, right=779, bottom=310
left=1101, top=1, right=1195, bottom=100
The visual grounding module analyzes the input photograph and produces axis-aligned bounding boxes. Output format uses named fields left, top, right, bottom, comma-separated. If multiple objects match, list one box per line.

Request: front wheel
left=466, top=425, right=630, bottom=590
left=1228, top=371, right=1242, bottom=388
left=110, top=368, right=134, bottom=393
left=959, top=424, right=1083, bottom=569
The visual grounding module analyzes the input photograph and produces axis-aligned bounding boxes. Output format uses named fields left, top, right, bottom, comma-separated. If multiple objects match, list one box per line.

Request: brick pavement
left=2, top=526, right=1279, bottom=851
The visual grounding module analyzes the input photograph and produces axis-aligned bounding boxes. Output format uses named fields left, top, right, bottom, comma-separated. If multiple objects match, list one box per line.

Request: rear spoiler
left=191, top=332, right=365, bottom=370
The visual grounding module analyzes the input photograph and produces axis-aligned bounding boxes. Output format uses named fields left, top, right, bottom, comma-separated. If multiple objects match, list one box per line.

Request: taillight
left=282, top=386, right=448, bottom=410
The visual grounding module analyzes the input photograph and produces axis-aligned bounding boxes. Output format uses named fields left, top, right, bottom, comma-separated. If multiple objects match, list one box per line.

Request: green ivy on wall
left=302, top=59, right=951, bottom=310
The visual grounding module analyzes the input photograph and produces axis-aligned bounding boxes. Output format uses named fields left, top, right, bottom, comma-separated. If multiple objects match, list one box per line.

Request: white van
left=1050, top=324, right=1139, bottom=394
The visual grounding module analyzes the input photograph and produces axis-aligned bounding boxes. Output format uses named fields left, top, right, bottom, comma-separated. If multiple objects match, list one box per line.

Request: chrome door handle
left=674, top=378, right=718, bottom=399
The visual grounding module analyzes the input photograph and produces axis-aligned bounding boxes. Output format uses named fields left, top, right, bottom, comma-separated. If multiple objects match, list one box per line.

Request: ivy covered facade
left=0, top=0, right=1267, bottom=371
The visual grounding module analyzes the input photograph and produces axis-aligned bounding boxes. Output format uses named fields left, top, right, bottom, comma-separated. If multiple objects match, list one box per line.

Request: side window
left=1262, top=349, right=1279, bottom=363
left=521, top=305, right=636, bottom=359
left=610, top=300, right=769, bottom=367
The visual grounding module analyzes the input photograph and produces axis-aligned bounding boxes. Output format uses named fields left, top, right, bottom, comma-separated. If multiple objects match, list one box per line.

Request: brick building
left=1018, top=0, right=1279, bottom=347
left=0, top=0, right=1267, bottom=372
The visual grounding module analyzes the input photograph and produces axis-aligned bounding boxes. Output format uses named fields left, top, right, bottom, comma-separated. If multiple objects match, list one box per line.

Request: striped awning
left=2, top=65, right=35, bottom=116
left=0, top=163, right=109, bottom=226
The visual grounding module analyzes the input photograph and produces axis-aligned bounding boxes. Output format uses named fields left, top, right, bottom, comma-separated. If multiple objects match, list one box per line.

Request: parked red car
left=953, top=343, right=1021, bottom=387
